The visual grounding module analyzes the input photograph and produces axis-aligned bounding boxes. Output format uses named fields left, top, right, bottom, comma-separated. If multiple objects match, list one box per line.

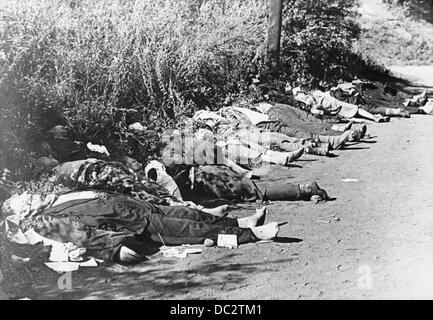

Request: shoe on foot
left=300, top=182, right=329, bottom=201
left=305, top=144, right=330, bottom=156
left=374, top=115, right=390, bottom=123
left=400, top=109, right=411, bottom=118
left=328, top=130, right=351, bottom=150
left=251, top=222, right=279, bottom=240
left=331, top=122, right=353, bottom=132
left=286, top=148, right=304, bottom=164
left=349, top=125, right=367, bottom=142
left=114, top=246, right=142, bottom=264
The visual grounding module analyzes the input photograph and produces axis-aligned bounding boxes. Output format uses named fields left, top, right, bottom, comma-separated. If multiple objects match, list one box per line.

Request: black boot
left=299, top=182, right=329, bottom=201
left=305, top=143, right=330, bottom=156
left=262, top=183, right=301, bottom=201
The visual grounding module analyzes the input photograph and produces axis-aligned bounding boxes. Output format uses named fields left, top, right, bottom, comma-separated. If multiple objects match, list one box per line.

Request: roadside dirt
left=389, top=66, right=433, bottom=89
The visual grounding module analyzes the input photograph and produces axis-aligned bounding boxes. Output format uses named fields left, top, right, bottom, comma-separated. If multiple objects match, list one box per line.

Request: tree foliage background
left=385, top=0, right=433, bottom=22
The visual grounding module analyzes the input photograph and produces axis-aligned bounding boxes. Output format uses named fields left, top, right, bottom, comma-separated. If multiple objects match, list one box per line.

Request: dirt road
left=389, top=66, right=433, bottom=89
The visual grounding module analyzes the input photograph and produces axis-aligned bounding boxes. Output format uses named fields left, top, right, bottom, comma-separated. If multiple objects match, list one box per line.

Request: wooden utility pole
left=267, top=0, right=283, bottom=74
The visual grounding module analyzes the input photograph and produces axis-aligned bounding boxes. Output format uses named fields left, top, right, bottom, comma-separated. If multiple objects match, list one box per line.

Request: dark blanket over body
left=267, top=104, right=341, bottom=136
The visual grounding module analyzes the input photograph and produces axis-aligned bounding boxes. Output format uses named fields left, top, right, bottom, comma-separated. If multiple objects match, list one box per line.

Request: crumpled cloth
left=8, top=228, right=86, bottom=262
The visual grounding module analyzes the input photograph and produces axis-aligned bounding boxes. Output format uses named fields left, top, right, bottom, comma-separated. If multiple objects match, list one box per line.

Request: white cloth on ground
left=231, top=106, right=271, bottom=125
left=145, top=160, right=183, bottom=200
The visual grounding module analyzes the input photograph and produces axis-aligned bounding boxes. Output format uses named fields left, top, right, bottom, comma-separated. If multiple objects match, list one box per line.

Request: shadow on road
left=29, top=256, right=297, bottom=300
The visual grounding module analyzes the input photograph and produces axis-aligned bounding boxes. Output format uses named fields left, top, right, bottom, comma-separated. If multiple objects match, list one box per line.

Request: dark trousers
left=260, top=105, right=341, bottom=139
left=148, top=204, right=257, bottom=245
left=259, top=183, right=302, bottom=201
left=257, top=121, right=316, bottom=139
left=39, top=193, right=257, bottom=255
left=270, top=105, right=340, bottom=134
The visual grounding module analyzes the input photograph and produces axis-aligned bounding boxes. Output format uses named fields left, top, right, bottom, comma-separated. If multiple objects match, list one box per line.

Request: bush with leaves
left=279, top=0, right=387, bottom=82
left=384, top=0, right=433, bottom=22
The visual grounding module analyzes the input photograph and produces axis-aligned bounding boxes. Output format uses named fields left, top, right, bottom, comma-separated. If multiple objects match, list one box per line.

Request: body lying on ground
left=293, top=86, right=390, bottom=123
left=353, top=81, right=433, bottom=116
left=167, top=164, right=329, bottom=203
left=51, top=158, right=229, bottom=217
left=2, top=190, right=279, bottom=263
left=250, top=103, right=367, bottom=146
left=168, top=128, right=306, bottom=168
left=305, top=80, right=432, bottom=118
left=330, top=81, right=412, bottom=118
left=51, top=159, right=329, bottom=204
left=209, top=105, right=367, bottom=151
left=191, top=107, right=363, bottom=155
left=192, top=109, right=326, bottom=154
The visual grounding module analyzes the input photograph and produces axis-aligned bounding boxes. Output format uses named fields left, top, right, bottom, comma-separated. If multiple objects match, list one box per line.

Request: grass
left=356, top=0, right=433, bottom=65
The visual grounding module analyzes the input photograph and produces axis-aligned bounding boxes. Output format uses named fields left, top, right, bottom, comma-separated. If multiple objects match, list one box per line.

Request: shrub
left=280, top=0, right=364, bottom=82
left=384, top=0, right=433, bottom=23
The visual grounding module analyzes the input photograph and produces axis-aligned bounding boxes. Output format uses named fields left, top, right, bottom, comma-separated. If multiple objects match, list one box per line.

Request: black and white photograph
left=1, top=0, right=433, bottom=303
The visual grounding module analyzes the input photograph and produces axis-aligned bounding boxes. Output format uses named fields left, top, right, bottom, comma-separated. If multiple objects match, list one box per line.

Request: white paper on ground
left=79, top=258, right=98, bottom=267
left=342, top=178, right=359, bottom=183
left=217, top=234, right=238, bottom=248
left=45, top=258, right=99, bottom=274
left=160, top=247, right=202, bottom=259
left=23, top=229, right=86, bottom=262
left=45, top=262, right=80, bottom=274
left=49, top=244, right=69, bottom=262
